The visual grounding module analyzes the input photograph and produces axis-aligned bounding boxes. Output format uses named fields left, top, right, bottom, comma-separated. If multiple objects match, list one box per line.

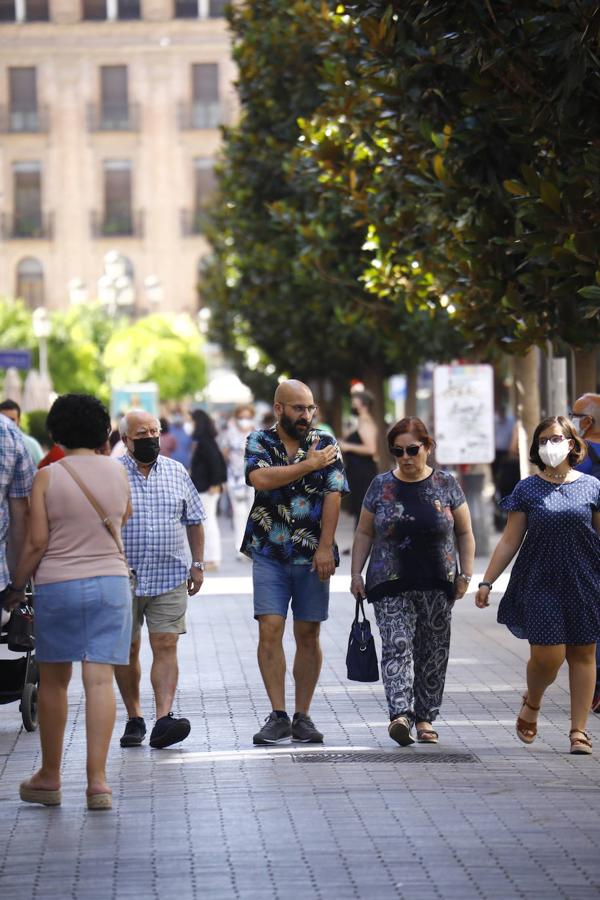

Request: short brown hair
left=234, top=404, right=255, bottom=418
left=529, top=415, right=587, bottom=470
left=387, top=417, right=435, bottom=452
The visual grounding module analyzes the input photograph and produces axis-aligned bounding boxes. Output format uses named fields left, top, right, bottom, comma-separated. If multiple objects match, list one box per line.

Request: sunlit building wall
left=0, top=0, right=235, bottom=313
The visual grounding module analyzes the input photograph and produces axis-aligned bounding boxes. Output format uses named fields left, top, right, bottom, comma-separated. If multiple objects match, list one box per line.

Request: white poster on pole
left=433, top=364, right=495, bottom=464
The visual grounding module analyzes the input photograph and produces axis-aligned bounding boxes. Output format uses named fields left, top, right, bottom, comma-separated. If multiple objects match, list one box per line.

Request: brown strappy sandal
left=569, top=729, right=593, bottom=755
left=516, top=694, right=540, bottom=744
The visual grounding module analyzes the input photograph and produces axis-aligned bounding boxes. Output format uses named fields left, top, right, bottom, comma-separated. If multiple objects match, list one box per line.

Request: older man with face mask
left=571, top=393, right=600, bottom=711
left=114, top=410, right=206, bottom=749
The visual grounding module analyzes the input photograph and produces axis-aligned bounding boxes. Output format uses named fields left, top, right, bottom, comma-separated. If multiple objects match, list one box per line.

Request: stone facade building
left=0, top=0, right=235, bottom=313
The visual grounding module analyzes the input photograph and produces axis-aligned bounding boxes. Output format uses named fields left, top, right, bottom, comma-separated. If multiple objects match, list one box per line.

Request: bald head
left=119, top=409, right=161, bottom=439
left=274, top=380, right=312, bottom=406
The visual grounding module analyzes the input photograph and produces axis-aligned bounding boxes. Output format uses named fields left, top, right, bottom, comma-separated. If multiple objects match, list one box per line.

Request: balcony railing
left=90, top=210, right=144, bottom=238
left=0, top=105, right=49, bottom=133
left=180, top=208, right=210, bottom=236
left=1, top=212, right=53, bottom=240
left=177, top=100, right=224, bottom=130
left=87, top=103, right=140, bottom=132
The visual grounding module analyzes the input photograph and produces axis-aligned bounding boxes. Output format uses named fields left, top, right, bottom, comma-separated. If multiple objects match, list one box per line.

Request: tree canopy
left=204, top=0, right=600, bottom=398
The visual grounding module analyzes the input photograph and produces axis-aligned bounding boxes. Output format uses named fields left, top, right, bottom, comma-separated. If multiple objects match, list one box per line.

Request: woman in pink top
left=4, top=394, right=132, bottom=811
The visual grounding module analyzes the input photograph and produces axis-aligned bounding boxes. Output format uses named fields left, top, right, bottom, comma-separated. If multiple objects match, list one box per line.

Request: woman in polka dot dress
left=475, top=416, right=600, bottom=755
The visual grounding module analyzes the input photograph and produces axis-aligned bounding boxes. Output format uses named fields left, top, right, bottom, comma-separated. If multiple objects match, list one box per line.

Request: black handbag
left=346, top=596, right=379, bottom=682
left=7, top=602, right=35, bottom=652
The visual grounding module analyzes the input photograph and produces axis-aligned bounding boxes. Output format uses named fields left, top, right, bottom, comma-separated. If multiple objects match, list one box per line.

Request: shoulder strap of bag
left=59, top=459, right=126, bottom=559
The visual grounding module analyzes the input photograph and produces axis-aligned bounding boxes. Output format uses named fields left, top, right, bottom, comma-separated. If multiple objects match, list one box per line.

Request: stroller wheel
left=21, top=682, right=38, bottom=732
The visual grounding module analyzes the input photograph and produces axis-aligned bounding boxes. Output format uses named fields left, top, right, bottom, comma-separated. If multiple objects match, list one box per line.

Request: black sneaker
left=120, top=716, right=146, bottom=748
left=149, top=713, right=191, bottom=749
left=292, top=713, right=323, bottom=743
left=253, top=712, right=292, bottom=745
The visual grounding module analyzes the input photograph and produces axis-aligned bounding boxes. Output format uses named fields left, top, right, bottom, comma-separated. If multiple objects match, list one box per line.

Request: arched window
left=15, top=257, right=44, bottom=309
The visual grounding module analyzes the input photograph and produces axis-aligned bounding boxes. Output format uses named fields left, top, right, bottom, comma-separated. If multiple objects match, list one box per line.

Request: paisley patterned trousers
left=372, top=590, right=453, bottom=725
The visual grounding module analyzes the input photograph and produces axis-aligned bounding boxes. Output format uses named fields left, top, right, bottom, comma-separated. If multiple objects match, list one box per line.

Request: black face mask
left=132, top=436, right=160, bottom=464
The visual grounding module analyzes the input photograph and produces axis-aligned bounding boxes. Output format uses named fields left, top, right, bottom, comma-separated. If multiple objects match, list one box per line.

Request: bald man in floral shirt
left=242, top=380, right=349, bottom=745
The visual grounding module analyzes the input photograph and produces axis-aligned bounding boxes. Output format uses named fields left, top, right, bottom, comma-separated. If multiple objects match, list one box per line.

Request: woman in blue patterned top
left=475, top=416, right=600, bottom=755
left=350, top=417, right=475, bottom=747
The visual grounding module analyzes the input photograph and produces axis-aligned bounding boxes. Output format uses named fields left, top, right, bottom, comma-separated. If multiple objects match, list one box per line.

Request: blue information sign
left=0, top=350, right=32, bottom=370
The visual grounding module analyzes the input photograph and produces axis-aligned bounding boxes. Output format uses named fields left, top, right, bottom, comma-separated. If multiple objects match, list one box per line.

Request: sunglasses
left=391, top=444, right=422, bottom=458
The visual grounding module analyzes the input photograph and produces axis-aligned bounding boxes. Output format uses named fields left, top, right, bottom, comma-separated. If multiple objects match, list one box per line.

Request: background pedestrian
left=221, top=404, right=256, bottom=561
left=190, top=409, right=227, bottom=571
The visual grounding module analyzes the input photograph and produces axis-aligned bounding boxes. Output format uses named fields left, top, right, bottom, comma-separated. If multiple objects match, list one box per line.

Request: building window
left=103, top=160, right=133, bottom=235
left=13, top=161, right=42, bottom=238
left=174, top=0, right=227, bottom=16
left=82, top=0, right=139, bottom=19
left=9, top=68, right=39, bottom=132
left=208, top=0, right=227, bottom=15
left=15, top=257, right=44, bottom=308
left=24, top=0, right=49, bottom=20
left=191, top=63, right=219, bottom=128
left=82, top=0, right=106, bottom=19
left=99, top=65, right=129, bottom=129
left=0, top=0, right=16, bottom=20
left=116, top=0, right=140, bottom=19
left=194, top=159, right=215, bottom=232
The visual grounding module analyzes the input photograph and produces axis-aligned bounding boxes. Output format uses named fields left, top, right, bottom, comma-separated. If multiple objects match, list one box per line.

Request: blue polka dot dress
left=497, top=474, right=600, bottom=644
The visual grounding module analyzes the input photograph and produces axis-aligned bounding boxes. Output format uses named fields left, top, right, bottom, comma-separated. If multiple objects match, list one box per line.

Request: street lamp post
left=98, top=251, right=135, bottom=317
left=32, top=306, right=51, bottom=381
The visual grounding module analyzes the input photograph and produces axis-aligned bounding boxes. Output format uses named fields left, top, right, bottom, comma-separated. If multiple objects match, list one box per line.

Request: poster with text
left=433, top=364, right=495, bottom=464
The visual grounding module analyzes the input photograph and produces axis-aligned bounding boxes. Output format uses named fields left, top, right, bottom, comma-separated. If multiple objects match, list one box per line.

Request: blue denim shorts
left=34, top=575, right=132, bottom=665
left=252, top=553, right=330, bottom=622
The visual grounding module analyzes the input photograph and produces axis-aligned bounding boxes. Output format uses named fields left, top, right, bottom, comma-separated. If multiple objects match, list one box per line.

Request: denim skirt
left=34, top=575, right=132, bottom=665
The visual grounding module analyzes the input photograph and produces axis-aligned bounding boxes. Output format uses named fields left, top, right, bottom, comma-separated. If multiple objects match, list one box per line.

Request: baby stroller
left=0, top=584, right=39, bottom=731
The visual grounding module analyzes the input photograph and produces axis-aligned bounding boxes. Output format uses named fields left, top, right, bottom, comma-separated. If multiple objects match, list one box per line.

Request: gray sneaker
left=292, top=713, right=324, bottom=743
left=253, top=712, right=292, bottom=745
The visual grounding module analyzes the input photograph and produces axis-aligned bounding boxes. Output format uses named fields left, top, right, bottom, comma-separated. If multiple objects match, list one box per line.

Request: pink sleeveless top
left=35, top=456, right=131, bottom=585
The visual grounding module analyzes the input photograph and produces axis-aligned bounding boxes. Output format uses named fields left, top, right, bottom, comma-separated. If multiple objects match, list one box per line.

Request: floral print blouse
left=363, top=469, right=466, bottom=601
left=241, top=426, right=349, bottom=564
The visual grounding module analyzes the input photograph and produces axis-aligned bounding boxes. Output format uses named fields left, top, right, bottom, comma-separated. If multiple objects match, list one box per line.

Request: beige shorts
left=131, top=582, right=188, bottom=642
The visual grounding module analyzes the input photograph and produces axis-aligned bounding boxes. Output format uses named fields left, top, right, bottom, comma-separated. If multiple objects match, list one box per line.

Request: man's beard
left=279, top=412, right=311, bottom=441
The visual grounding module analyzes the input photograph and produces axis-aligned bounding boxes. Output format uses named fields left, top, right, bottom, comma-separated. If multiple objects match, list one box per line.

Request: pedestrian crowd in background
left=1, top=383, right=600, bottom=814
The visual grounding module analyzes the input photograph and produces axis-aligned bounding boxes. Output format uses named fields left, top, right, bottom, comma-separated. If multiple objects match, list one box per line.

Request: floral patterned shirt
left=241, top=426, right=349, bottom=565
left=363, top=469, right=466, bottom=601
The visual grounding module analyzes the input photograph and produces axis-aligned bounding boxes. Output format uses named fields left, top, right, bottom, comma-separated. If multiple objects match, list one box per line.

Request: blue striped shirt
left=0, top=416, right=35, bottom=589
left=119, top=453, right=205, bottom=596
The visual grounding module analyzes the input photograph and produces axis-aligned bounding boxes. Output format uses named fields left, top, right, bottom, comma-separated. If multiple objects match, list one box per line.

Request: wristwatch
left=478, top=580, right=493, bottom=590
left=191, top=562, right=205, bottom=572
left=457, top=573, right=472, bottom=583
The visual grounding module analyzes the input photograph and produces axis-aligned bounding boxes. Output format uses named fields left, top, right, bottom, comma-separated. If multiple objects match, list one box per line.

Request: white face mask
left=539, top=439, right=570, bottom=468
left=571, top=416, right=587, bottom=437
left=236, top=417, right=253, bottom=429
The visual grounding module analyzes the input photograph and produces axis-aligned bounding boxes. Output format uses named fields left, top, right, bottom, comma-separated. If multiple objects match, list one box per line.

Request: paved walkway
left=1, top=515, right=600, bottom=899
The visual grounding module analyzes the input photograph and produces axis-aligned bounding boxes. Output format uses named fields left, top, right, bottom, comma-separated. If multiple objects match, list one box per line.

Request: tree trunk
left=573, top=348, right=598, bottom=397
left=512, top=348, right=541, bottom=477
left=309, top=376, right=344, bottom=438
left=362, top=366, right=389, bottom=471
left=405, top=368, right=418, bottom=418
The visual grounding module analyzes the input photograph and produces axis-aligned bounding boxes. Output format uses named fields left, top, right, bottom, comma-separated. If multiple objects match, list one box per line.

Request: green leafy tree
left=202, top=0, right=462, bottom=436
left=103, top=314, right=206, bottom=401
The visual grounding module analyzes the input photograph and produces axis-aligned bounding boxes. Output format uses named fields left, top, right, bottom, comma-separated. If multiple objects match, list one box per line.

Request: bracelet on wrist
left=350, top=574, right=362, bottom=579
left=478, top=580, right=493, bottom=590
left=457, top=573, right=472, bottom=583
